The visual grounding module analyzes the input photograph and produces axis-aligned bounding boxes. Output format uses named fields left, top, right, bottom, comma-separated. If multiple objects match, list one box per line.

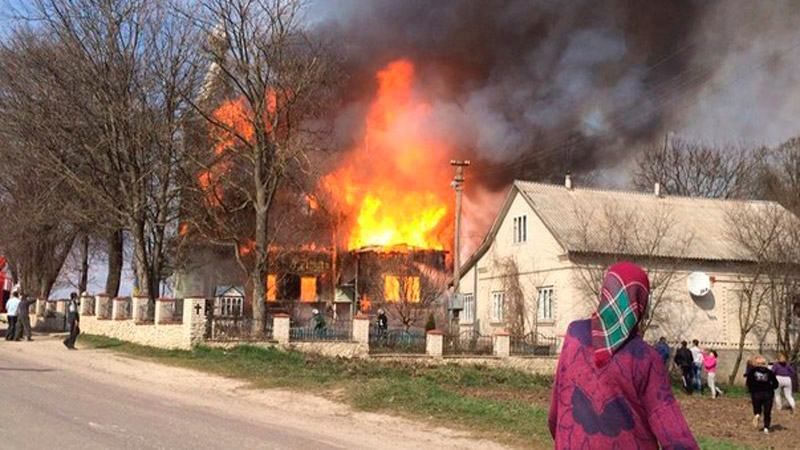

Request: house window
left=462, top=293, right=475, bottom=323
left=384, top=275, right=421, bottom=303
left=491, top=291, right=505, bottom=322
left=300, top=276, right=317, bottom=302
left=537, top=286, right=554, bottom=321
left=265, top=274, right=277, bottom=302
left=217, top=296, right=243, bottom=317
left=512, top=215, right=527, bottom=244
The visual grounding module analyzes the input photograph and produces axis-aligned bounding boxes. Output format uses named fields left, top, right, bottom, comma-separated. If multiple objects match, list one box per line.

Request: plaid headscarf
left=591, top=262, right=650, bottom=367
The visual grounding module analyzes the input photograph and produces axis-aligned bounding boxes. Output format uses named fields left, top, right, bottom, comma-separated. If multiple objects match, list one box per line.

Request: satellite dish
left=687, top=272, right=711, bottom=297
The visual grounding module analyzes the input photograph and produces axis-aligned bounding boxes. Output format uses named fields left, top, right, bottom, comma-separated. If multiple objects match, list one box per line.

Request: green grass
left=697, top=436, right=752, bottom=450
left=79, top=335, right=749, bottom=448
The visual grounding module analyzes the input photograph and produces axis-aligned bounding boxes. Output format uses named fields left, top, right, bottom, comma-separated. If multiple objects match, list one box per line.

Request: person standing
left=747, top=355, right=779, bottom=433
left=13, top=294, right=32, bottom=341
left=703, top=350, right=723, bottom=398
left=376, top=308, right=388, bottom=335
left=655, top=336, right=670, bottom=366
left=690, top=339, right=704, bottom=394
left=62, top=292, right=80, bottom=349
left=674, top=341, right=695, bottom=394
left=772, top=353, right=796, bottom=413
left=4, top=290, right=20, bottom=340
left=548, top=262, right=697, bottom=449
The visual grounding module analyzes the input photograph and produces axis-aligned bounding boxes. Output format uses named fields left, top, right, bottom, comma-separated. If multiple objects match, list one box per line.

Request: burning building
left=175, top=52, right=453, bottom=329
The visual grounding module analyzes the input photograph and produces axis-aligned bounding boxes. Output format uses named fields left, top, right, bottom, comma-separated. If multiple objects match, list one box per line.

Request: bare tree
left=180, top=0, right=334, bottom=334
left=724, top=203, right=795, bottom=384
left=497, top=257, right=526, bottom=338
left=633, top=136, right=755, bottom=199
left=571, top=202, right=693, bottom=337
left=3, top=0, right=201, bottom=299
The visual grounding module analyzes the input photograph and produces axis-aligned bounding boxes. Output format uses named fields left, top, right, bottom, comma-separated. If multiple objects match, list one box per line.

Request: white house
left=457, top=177, right=798, bottom=354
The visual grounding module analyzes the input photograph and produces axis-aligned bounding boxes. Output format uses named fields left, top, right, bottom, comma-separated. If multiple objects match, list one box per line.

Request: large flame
left=324, top=60, right=453, bottom=251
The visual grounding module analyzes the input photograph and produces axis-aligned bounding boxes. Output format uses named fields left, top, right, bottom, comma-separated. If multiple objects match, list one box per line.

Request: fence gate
left=203, top=298, right=215, bottom=339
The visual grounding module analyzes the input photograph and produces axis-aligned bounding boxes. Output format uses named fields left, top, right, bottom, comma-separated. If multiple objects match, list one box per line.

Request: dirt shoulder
left=1, top=334, right=509, bottom=450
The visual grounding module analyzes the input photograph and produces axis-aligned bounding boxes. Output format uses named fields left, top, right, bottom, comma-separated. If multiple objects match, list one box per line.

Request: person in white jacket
left=690, top=339, right=704, bottom=393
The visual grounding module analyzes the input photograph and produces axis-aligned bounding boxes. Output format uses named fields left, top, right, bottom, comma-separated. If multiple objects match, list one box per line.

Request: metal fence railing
left=117, top=299, right=131, bottom=319
left=510, top=332, right=559, bottom=356
left=369, top=328, right=426, bottom=354
left=290, top=320, right=352, bottom=342
left=160, top=299, right=184, bottom=323
left=208, top=317, right=274, bottom=342
left=444, top=330, right=493, bottom=356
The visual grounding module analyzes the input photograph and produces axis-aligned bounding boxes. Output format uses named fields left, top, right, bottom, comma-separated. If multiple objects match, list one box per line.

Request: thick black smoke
left=313, top=0, right=712, bottom=190
left=314, top=0, right=800, bottom=191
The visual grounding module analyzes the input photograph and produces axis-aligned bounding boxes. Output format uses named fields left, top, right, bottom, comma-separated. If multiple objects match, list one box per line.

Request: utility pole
left=450, top=160, right=470, bottom=294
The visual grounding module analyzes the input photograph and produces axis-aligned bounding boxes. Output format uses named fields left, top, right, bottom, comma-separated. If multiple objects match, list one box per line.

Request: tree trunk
left=105, top=229, right=123, bottom=297
left=130, top=219, right=151, bottom=298
left=251, top=204, right=267, bottom=336
left=78, top=234, right=90, bottom=293
left=729, top=333, right=748, bottom=385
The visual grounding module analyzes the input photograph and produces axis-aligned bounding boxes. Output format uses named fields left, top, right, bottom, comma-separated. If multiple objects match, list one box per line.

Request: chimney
left=654, top=182, right=662, bottom=197
left=565, top=172, right=573, bottom=190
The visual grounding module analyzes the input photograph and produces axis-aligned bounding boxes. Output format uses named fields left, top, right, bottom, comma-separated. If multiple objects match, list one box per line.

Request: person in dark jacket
left=655, top=337, right=670, bottom=365
left=747, top=354, right=780, bottom=433
left=376, top=309, right=388, bottom=334
left=674, top=341, right=695, bottom=394
left=13, top=294, right=33, bottom=341
left=62, top=292, right=80, bottom=349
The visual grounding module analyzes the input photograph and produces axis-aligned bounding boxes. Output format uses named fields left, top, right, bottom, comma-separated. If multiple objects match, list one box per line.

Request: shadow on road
left=0, top=367, right=56, bottom=372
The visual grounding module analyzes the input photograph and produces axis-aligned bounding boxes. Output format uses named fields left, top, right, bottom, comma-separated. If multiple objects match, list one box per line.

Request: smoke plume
left=312, top=0, right=800, bottom=188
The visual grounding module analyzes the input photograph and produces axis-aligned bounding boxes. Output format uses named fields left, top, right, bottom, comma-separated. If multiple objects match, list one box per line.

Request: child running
left=703, top=350, right=724, bottom=398
left=746, top=354, right=779, bottom=434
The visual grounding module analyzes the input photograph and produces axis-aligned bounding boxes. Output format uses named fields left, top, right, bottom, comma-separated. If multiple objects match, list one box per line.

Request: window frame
left=491, top=291, right=505, bottom=323
left=537, top=286, right=554, bottom=322
left=512, top=215, right=527, bottom=244
left=462, top=293, right=475, bottom=323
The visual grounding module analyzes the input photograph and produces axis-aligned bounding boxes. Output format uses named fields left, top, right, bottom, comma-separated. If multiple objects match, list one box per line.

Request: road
left=0, top=333, right=506, bottom=450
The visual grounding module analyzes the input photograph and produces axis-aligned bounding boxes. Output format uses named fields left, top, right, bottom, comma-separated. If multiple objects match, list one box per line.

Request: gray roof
left=215, top=285, right=245, bottom=297
left=461, top=180, right=797, bottom=273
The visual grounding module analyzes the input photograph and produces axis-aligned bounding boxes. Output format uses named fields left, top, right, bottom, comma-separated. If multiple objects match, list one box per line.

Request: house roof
left=459, top=180, right=797, bottom=275
left=215, top=285, right=245, bottom=298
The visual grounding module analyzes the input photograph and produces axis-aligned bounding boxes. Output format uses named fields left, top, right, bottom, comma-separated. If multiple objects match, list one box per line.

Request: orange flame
left=199, top=91, right=278, bottom=207
left=324, top=59, right=452, bottom=251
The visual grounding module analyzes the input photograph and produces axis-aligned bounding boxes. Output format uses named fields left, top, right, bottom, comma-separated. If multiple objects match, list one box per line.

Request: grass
left=80, top=335, right=749, bottom=448
left=697, top=436, right=752, bottom=450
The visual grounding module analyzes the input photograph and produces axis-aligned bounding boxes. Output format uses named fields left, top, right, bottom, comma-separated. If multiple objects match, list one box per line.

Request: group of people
left=744, top=353, right=796, bottom=434
left=3, top=290, right=81, bottom=349
left=664, top=339, right=724, bottom=398
left=4, top=288, right=33, bottom=341
left=547, top=261, right=800, bottom=448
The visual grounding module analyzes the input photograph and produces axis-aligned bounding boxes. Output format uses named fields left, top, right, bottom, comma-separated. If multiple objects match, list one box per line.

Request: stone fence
left=27, top=296, right=559, bottom=377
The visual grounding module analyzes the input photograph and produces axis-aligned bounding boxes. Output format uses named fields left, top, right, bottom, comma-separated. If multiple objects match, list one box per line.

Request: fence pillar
left=273, top=314, right=290, bottom=345
left=131, top=296, right=149, bottom=322
left=183, top=297, right=207, bottom=348
left=426, top=330, right=444, bottom=357
left=154, top=298, right=171, bottom=324
left=352, top=313, right=370, bottom=345
left=112, top=297, right=128, bottom=320
left=95, top=294, right=111, bottom=319
left=79, top=293, right=93, bottom=316
left=493, top=331, right=511, bottom=358
left=35, top=298, right=46, bottom=316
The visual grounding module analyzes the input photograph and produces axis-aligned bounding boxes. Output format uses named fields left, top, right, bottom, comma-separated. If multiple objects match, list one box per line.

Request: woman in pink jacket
left=703, top=350, right=724, bottom=399
left=549, top=262, right=697, bottom=449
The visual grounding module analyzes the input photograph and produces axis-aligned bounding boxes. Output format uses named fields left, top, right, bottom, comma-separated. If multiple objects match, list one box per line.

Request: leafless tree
left=633, top=136, right=755, bottom=199
left=1, top=0, right=201, bottom=300
left=180, top=0, right=334, bottom=334
left=724, top=203, right=796, bottom=384
left=571, top=202, right=694, bottom=337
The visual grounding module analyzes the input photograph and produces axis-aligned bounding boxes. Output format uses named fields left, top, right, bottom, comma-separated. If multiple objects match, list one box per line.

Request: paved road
left=0, top=334, right=505, bottom=450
